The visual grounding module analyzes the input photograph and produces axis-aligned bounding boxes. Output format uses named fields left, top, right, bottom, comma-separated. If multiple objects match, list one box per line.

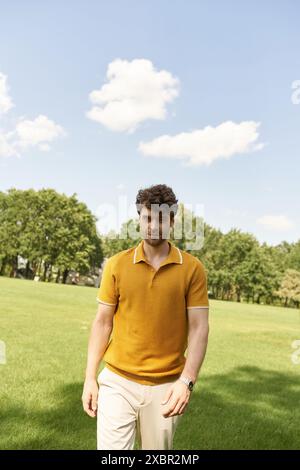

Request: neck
left=142, top=239, right=170, bottom=261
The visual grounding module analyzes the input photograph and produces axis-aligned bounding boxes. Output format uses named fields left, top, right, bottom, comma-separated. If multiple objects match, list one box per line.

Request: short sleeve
left=96, top=258, right=118, bottom=306
left=186, top=260, right=209, bottom=309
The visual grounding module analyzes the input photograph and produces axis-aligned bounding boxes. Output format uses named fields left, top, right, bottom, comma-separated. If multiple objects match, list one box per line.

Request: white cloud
left=0, top=73, right=14, bottom=115
left=138, top=120, right=264, bottom=166
left=0, top=72, right=66, bottom=158
left=257, top=215, right=294, bottom=231
left=0, top=132, right=17, bottom=158
left=86, top=58, right=179, bottom=133
left=15, top=114, right=66, bottom=151
left=0, top=115, right=66, bottom=158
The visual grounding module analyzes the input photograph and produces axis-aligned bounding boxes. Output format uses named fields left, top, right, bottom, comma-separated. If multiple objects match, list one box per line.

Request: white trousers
left=97, top=366, right=182, bottom=450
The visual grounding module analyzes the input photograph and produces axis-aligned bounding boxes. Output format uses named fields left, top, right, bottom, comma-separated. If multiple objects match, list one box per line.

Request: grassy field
left=1, top=276, right=300, bottom=450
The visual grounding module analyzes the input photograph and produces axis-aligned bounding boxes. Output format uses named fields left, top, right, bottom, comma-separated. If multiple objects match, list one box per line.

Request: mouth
left=147, top=233, right=160, bottom=238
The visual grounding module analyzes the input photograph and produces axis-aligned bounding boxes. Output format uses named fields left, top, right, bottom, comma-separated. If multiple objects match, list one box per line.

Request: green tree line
left=100, top=203, right=300, bottom=309
left=0, top=188, right=103, bottom=283
left=1, top=190, right=300, bottom=308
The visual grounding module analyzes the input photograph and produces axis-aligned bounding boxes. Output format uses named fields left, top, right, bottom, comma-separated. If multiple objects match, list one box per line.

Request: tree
left=275, top=269, right=300, bottom=308
left=287, top=241, right=300, bottom=271
left=0, top=188, right=103, bottom=282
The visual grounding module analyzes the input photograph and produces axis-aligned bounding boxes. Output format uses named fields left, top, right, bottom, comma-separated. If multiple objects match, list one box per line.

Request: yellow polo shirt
left=96, top=239, right=209, bottom=385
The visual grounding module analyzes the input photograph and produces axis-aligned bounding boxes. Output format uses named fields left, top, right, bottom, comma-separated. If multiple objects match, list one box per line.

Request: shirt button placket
left=149, top=266, right=156, bottom=287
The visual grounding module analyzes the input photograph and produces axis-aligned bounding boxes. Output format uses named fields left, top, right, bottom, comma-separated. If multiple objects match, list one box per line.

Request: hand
left=82, top=377, right=99, bottom=418
left=161, top=380, right=191, bottom=418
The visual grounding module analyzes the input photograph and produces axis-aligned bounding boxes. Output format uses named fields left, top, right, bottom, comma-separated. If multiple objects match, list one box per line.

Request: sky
left=0, top=0, right=300, bottom=246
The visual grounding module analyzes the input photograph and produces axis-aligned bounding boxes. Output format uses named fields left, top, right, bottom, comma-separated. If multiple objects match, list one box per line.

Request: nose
left=149, top=221, right=159, bottom=237
left=150, top=221, right=159, bottom=230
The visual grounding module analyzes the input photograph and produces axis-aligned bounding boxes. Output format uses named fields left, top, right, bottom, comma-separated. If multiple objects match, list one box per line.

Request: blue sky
left=0, top=0, right=299, bottom=246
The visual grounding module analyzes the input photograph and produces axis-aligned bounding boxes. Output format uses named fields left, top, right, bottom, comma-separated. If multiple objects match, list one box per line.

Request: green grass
left=1, top=276, right=300, bottom=449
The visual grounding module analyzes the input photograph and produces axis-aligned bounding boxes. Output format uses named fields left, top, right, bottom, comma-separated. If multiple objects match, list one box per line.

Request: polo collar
left=133, top=239, right=183, bottom=266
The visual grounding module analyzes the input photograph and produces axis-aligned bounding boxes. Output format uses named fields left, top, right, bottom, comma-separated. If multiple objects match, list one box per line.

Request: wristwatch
left=179, top=375, right=194, bottom=391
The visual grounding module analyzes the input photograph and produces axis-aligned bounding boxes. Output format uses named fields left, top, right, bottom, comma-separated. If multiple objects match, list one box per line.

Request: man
left=82, top=184, right=209, bottom=450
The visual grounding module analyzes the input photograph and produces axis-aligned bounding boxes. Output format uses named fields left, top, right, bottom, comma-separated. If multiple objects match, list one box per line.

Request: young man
left=82, top=184, right=209, bottom=450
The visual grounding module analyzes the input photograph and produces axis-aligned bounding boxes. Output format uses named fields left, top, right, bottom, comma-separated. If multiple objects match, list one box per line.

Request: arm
left=162, top=257, right=210, bottom=418
left=181, top=307, right=209, bottom=383
left=162, top=308, right=209, bottom=418
left=81, top=302, right=115, bottom=418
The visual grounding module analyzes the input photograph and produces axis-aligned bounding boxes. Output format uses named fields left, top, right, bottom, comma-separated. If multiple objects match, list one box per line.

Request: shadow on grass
left=0, top=382, right=96, bottom=450
left=174, top=366, right=300, bottom=450
left=1, top=366, right=299, bottom=449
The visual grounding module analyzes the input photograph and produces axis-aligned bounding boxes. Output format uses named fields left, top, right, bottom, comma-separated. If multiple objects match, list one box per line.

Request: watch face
left=188, top=381, right=193, bottom=391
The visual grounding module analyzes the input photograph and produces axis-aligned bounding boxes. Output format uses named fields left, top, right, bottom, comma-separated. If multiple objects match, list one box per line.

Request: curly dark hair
left=135, top=184, right=178, bottom=219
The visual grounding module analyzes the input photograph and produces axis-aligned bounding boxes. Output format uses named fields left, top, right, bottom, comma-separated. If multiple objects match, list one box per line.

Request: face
left=139, top=205, right=174, bottom=246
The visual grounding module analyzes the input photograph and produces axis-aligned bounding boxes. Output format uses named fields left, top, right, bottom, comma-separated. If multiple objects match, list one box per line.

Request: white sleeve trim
left=96, top=297, right=117, bottom=306
left=186, top=305, right=209, bottom=309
